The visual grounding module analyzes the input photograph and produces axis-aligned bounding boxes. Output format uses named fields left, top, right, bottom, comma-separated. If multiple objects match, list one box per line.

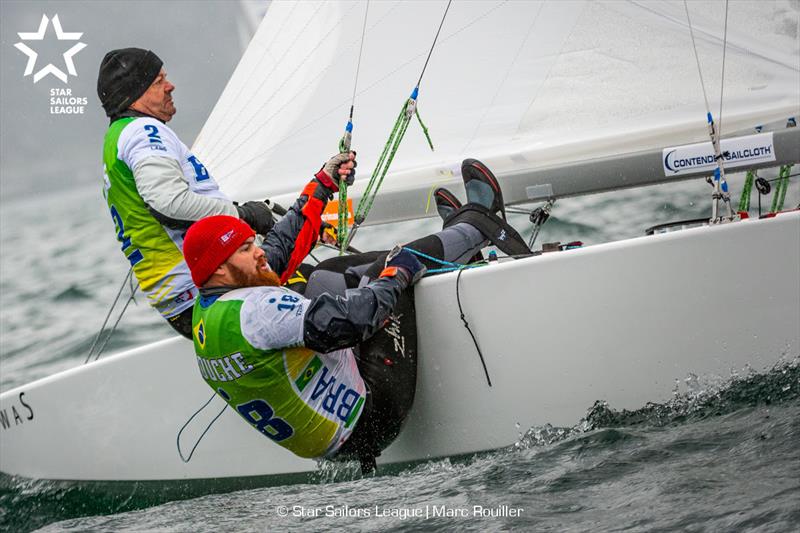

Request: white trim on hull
left=1, top=212, right=798, bottom=481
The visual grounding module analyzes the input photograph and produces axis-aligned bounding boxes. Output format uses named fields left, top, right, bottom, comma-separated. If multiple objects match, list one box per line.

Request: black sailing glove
left=381, top=245, right=427, bottom=287
left=236, top=201, right=275, bottom=235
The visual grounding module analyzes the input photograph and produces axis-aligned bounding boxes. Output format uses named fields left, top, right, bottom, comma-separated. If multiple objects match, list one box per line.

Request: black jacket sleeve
left=302, top=275, right=409, bottom=353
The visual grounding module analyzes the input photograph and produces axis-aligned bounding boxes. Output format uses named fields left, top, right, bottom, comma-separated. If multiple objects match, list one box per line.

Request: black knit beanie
left=97, top=48, right=163, bottom=118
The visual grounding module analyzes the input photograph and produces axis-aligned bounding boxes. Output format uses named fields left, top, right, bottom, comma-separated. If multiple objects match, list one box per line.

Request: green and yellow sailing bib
left=101, top=117, right=230, bottom=318
left=192, top=286, right=366, bottom=458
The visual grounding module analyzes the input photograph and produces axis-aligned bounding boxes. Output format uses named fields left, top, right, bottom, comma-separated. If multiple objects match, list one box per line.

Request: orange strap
left=379, top=266, right=398, bottom=278
left=280, top=181, right=325, bottom=284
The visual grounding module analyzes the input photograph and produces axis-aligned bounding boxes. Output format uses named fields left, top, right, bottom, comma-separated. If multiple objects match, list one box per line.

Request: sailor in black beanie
left=97, top=48, right=172, bottom=121
left=97, top=48, right=276, bottom=339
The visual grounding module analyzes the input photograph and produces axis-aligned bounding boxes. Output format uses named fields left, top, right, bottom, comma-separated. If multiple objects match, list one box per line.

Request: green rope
left=738, top=169, right=755, bottom=213
left=357, top=99, right=416, bottom=221
left=337, top=180, right=348, bottom=253
left=778, top=165, right=792, bottom=210
left=336, top=1, right=370, bottom=254
left=339, top=94, right=430, bottom=252
left=416, top=107, right=434, bottom=151
left=343, top=97, right=436, bottom=244
left=771, top=164, right=792, bottom=213
left=357, top=101, right=408, bottom=221
left=337, top=131, right=351, bottom=254
left=340, top=0, right=451, bottom=251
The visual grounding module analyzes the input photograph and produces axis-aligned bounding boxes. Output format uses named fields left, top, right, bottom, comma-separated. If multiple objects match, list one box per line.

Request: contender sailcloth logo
left=662, top=132, right=776, bottom=177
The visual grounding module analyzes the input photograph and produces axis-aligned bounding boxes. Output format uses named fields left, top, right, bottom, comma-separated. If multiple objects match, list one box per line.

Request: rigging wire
left=85, top=267, right=131, bottom=363
left=218, top=0, right=506, bottom=181
left=91, top=283, right=139, bottom=363
left=85, top=267, right=137, bottom=364
left=342, top=0, right=453, bottom=250
left=683, top=0, right=734, bottom=221
left=337, top=0, right=370, bottom=253
left=718, top=0, right=729, bottom=139
left=350, top=2, right=369, bottom=111
left=415, top=0, right=452, bottom=89
left=683, top=1, right=712, bottom=115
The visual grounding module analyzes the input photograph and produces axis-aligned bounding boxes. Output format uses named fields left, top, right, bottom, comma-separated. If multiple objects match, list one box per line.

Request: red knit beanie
left=183, top=215, right=255, bottom=286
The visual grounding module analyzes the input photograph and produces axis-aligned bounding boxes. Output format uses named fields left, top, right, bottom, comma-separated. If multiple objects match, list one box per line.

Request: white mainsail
left=1, top=0, right=798, bottom=483
left=194, top=0, right=798, bottom=210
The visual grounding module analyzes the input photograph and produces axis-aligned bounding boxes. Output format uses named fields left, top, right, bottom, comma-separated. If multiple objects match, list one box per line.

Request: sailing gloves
left=236, top=200, right=275, bottom=235
left=315, top=152, right=357, bottom=193
left=380, top=245, right=426, bottom=287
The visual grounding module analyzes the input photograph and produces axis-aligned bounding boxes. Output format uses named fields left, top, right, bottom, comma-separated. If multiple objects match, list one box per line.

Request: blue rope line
left=427, top=267, right=465, bottom=274
left=403, top=246, right=483, bottom=275
left=402, top=245, right=492, bottom=387
left=403, top=246, right=460, bottom=267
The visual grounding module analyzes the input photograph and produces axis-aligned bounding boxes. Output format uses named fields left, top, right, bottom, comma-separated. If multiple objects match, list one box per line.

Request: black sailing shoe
left=435, top=187, right=484, bottom=263
left=461, top=158, right=506, bottom=220
left=442, top=159, right=530, bottom=257
left=433, top=187, right=462, bottom=221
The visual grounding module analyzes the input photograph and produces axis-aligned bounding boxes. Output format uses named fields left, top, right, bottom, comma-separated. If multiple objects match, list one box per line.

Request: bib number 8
left=236, top=399, right=293, bottom=442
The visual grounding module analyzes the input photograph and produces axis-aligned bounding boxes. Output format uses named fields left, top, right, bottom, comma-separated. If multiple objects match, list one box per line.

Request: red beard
left=226, top=263, right=281, bottom=287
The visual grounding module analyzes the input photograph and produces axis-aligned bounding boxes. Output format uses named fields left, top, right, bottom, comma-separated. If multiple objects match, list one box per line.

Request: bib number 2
left=109, top=205, right=143, bottom=266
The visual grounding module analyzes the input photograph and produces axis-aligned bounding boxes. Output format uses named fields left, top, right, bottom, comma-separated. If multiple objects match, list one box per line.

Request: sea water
left=1, top=177, right=798, bottom=532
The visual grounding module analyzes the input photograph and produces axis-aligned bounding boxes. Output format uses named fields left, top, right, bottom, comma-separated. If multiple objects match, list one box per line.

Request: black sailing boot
left=434, top=187, right=484, bottom=263
left=441, top=159, right=531, bottom=257
left=434, top=187, right=462, bottom=221
left=462, top=158, right=507, bottom=219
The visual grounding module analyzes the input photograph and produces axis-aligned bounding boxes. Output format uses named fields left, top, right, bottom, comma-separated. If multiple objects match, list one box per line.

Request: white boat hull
left=1, top=212, right=798, bottom=481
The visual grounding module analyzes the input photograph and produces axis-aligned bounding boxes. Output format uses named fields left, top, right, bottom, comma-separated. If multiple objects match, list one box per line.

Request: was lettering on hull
left=0, top=392, right=34, bottom=431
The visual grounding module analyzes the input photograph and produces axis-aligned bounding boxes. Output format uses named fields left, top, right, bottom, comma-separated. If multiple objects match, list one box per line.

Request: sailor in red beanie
left=183, top=215, right=280, bottom=288
left=183, top=157, right=528, bottom=474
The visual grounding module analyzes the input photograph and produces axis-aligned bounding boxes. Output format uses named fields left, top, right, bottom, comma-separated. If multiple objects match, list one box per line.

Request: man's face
left=221, top=237, right=281, bottom=288
left=131, top=68, right=176, bottom=122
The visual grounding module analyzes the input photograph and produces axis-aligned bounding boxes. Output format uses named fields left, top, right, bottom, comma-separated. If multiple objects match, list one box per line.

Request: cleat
left=461, top=158, right=506, bottom=220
